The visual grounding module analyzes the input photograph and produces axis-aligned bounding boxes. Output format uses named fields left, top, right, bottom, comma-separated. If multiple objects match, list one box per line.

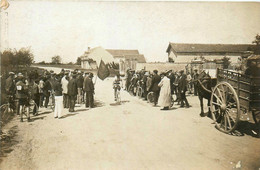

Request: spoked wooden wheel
left=210, top=82, right=240, bottom=133
left=252, top=110, right=260, bottom=125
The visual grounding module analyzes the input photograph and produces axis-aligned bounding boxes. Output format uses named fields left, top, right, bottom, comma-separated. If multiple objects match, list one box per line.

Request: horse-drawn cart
left=210, top=68, right=260, bottom=134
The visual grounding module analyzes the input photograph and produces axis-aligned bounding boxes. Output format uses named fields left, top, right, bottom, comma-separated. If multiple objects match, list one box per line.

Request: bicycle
left=128, top=83, right=135, bottom=96
left=147, top=91, right=154, bottom=103
left=136, top=81, right=145, bottom=98
left=0, top=96, right=17, bottom=126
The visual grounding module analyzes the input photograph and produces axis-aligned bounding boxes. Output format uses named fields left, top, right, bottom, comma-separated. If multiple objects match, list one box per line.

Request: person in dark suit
left=83, top=73, right=95, bottom=108
left=178, top=70, right=190, bottom=108
left=193, top=69, right=199, bottom=96
left=149, top=70, right=161, bottom=106
left=67, top=73, right=78, bottom=112
left=43, top=75, right=52, bottom=108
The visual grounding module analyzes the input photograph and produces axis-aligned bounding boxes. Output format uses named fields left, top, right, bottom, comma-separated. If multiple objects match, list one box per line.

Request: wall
left=174, top=54, right=240, bottom=63
left=136, top=62, right=187, bottom=73
left=168, top=51, right=177, bottom=62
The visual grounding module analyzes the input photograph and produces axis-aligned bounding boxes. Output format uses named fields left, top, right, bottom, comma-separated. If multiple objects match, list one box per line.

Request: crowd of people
left=4, top=69, right=95, bottom=121
left=124, top=69, right=199, bottom=110
left=3, top=66, right=201, bottom=123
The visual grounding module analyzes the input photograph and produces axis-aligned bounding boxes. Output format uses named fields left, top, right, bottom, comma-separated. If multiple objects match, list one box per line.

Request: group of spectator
left=125, top=68, right=199, bottom=110
left=4, top=69, right=95, bottom=121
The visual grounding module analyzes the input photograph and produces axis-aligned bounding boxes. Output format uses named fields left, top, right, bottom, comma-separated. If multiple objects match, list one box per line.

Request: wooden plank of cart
left=210, top=68, right=260, bottom=134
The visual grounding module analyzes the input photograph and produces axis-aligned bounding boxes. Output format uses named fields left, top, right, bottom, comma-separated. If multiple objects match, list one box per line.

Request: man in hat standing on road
left=149, top=70, right=161, bottom=106
left=16, top=73, right=30, bottom=122
left=76, top=71, right=84, bottom=104
left=193, top=69, right=199, bottom=96
left=83, top=73, right=95, bottom=108
left=67, top=72, right=78, bottom=112
left=5, top=72, right=16, bottom=111
left=178, top=70, right=190, bottom=108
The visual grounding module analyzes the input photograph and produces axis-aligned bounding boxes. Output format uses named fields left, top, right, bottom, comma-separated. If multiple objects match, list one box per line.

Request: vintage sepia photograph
left=0, top=0, right=260, bottom=169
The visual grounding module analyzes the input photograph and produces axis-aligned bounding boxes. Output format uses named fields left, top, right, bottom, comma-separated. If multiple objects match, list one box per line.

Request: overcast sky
left=1, top=1, right=260, bottom=63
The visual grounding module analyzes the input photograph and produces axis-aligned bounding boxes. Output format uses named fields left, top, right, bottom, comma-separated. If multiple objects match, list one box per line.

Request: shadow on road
left=60, top=113, right=78, bottom=119
left=30, top=116, right=46, bottom=122
left=75, top=109, right=88, bottom=112
left=110, top=100, right=130, bottom=106
left=0, top=125, right=19, bottom=163
left=38, top=111, right=52, bottom=115
left=234, top=121, right=260, bottom=138
left=94, top=100, right=105, bottom=108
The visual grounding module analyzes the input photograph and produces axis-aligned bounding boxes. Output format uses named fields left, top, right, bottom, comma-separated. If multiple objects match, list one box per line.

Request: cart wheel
left=252, top=110, right=260, bottom=124
left=136, top=87, right=143, bottom=98
left=210, top=82, right=240, bottom=133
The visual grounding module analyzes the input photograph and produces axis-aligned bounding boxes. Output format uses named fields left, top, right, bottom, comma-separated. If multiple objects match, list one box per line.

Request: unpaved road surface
left=1, top=76, right=260, bottom=170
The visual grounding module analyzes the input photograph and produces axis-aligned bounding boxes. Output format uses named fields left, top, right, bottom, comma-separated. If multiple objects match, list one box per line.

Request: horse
left=195, top=70, right=214, bottom=117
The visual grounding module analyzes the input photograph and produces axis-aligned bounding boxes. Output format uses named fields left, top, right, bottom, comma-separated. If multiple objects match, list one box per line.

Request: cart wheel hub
left=221, top=104, right=227, bottom=111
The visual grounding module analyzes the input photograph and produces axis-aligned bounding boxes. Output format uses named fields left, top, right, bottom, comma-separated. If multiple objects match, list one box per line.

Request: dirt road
left=1, top=77, right=259, bottom=170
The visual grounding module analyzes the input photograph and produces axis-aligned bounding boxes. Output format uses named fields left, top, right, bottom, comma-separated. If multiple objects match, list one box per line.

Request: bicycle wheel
left=136, top=87, right=143, bottom=98
left=147, top=92, right=154, bottom=103
left=29, top=100, right=39, bottom=115
left=128, top=85, right=134, bottom=96
left=0, top=104, right=10, bottom=125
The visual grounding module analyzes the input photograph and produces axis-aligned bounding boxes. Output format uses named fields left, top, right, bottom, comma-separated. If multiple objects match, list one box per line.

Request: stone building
left=166, top=43, right=256, bottom=64
left=81, top=47, right=146, bottom=74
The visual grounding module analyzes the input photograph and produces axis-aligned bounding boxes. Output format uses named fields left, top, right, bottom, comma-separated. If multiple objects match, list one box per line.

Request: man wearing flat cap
left=16, top=73, right=30, bottom=122
left=68, top=72, right=78, bottom=112
left=5, top=72, right=16, bottom=111
left=83, top=73, right=95, bottom=108
left=178, top=70, right=190, bottom=108
left=193, top=69, right=199, bottom=96
left=149, top=70, right=161, bottom=106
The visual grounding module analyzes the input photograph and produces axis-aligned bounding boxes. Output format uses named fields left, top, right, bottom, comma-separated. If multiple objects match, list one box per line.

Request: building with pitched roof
left=81, top=47, right=146, bottom=74
left=166, top=43, right=256, bottom=63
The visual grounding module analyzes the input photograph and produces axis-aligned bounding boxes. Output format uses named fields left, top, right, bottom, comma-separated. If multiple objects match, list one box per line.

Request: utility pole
left=0, top=0, right=10, bottom=51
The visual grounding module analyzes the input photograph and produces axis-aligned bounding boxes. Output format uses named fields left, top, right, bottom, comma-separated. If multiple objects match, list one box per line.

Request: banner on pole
left=97, top=59, right=110, bottom=80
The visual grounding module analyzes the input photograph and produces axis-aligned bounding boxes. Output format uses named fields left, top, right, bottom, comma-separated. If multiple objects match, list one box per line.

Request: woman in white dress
left=158, top=73, right=172, bottom=110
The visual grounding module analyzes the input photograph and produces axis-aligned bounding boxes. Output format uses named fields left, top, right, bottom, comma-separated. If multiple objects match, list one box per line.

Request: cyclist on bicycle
left=113, top=74, right=122, bottom=101
left=5, top=72, right=16, bottom=111
left=16, top=73, right=30, bottom=122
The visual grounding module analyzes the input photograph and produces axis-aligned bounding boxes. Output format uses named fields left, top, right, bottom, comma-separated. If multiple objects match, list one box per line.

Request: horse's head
left=198, top=70, right=211, bottom=81
left=197, top=70, right=212, bottom=91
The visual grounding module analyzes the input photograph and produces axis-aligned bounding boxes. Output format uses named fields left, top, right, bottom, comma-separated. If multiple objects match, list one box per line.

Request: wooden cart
left=210, top=68, right=260, bottom=133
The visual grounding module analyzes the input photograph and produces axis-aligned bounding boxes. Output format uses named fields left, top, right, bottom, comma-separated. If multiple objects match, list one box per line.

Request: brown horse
left=196, top=71, right=215, bottom=117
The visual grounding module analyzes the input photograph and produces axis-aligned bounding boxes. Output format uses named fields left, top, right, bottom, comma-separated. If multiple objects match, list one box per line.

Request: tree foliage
left=252, top=34, right=260, bottom=54
left=222, top=56, right=231, bottom=69
left=1, top=47, right=34, bottom=67
left=51, top=55, right=62, bottom=64
left=76, top=57, right=81, bottom=65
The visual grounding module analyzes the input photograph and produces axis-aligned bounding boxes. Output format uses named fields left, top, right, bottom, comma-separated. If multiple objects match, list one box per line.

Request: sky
left=1, top=1, right=260, bottom=63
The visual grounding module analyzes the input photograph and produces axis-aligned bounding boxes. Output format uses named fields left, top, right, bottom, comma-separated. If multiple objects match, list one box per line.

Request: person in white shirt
left=61, top=73, right=69, bottom=108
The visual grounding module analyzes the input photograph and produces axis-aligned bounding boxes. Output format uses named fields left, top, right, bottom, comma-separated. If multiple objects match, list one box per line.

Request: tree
left=76, top=57, right=81, bottom=65
left=222, top=56, right=231, bottom=69
left=51, top=55, right=62, bottom=64
left=1, top=47, right=34, bottom=67
left=252, top=34, right=260, bottom=54
left=15, top=47, right=34, bottom=66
